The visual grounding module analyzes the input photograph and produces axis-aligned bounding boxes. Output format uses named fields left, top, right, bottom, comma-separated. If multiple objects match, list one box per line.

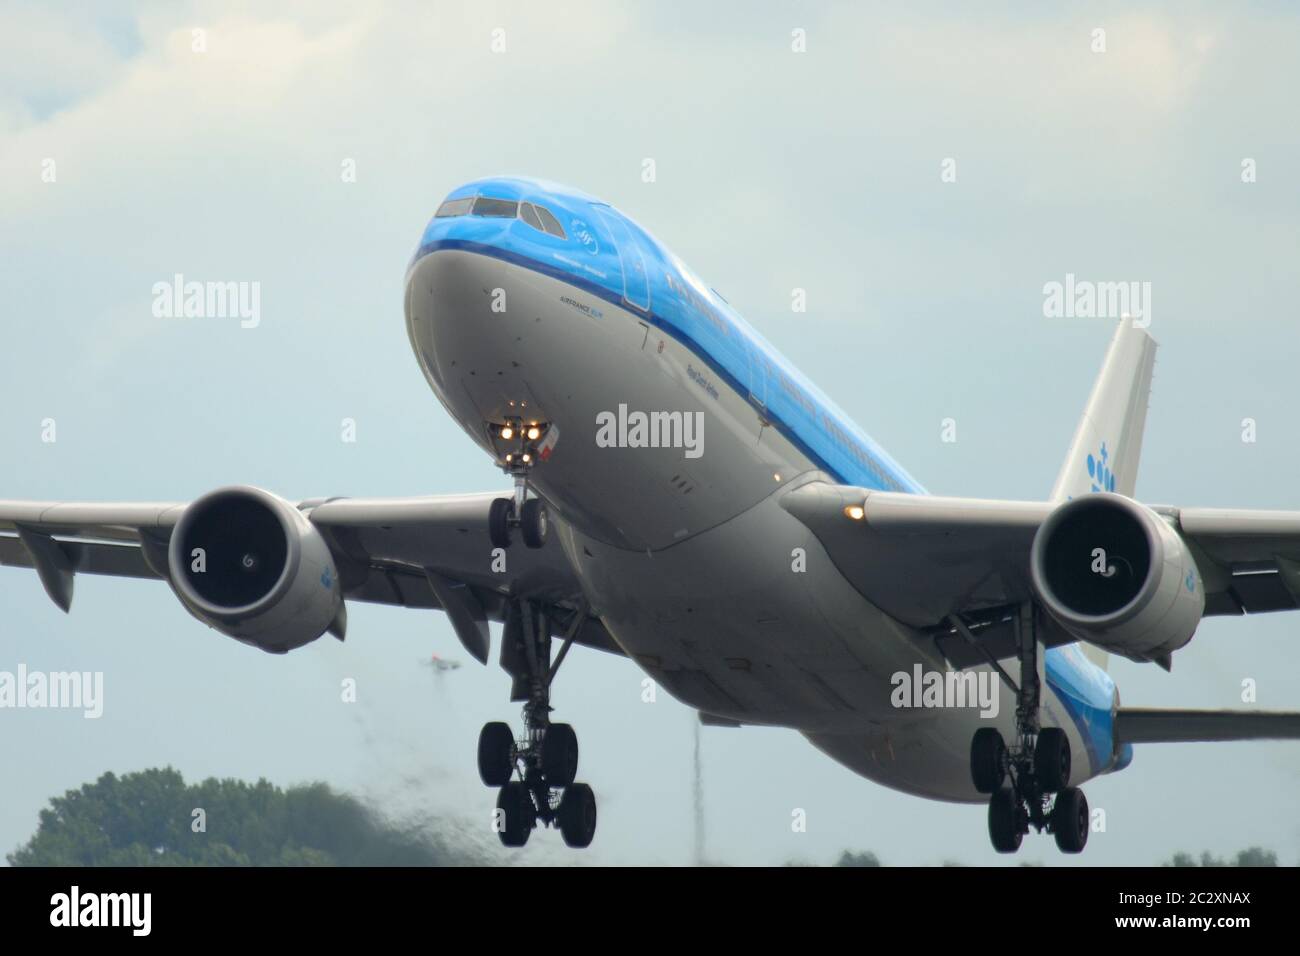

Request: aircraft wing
left=0, top=492, right=618, bottom=661
left=1116, top=708, right=1300, bottom=743
left=781, top=482, right=1300, bottom=635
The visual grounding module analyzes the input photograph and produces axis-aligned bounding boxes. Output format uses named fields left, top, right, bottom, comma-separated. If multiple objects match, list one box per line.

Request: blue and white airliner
left=5, top=176, right=1300, bottom=854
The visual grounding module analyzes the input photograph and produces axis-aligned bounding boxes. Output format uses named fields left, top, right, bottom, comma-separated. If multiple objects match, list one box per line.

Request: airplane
left=424, top=652, right=462, bottom=672
left=5, top=174, right=1300, bottom=855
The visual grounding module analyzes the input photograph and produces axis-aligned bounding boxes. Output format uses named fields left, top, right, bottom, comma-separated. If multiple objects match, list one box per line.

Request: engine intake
left=1030, top=493, right=1203, bottom=662
left=169, top=486, right=342, bottom=653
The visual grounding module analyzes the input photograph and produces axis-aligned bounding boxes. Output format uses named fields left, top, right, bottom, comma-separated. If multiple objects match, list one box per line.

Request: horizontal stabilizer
left=1116, top=708, right=1300, bottom=743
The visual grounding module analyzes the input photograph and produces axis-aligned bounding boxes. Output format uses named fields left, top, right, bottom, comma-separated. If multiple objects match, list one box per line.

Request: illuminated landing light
left=527, top=426, right=541, bottom=441
left=773, top=473, right=782, bottom=482
left=500, top=426, right=514, bottom=440
left=844, top=505, right=865, bottom=521
left=522, top=453, right=532, bottom=464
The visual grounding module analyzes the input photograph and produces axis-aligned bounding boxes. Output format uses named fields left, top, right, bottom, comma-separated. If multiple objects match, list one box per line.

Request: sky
left=2, top=0, right=1299, bottom=866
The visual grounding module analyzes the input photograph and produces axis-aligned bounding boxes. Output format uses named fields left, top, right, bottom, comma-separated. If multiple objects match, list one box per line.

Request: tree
left=8, top=767, right=477, bottom=866
left=835, top=850, right=882, bottom=867
left=1163, top=847, right=1278, bottom=867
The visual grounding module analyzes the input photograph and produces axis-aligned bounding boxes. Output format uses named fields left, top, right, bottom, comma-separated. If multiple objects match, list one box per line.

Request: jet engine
left=1030, top=493, right=1203, bottom=662
left=168, top=486, right=343, bottom=653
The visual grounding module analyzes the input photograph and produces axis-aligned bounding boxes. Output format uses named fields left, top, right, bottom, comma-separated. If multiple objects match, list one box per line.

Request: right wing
left=0, top=490, right=619, bottom=661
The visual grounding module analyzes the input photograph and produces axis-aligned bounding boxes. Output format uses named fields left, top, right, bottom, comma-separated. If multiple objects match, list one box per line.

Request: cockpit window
left=436, top=193, right=567, bottom=239
left=435, top=197, right=473, bottom=218
left=519, top=202, right=543, bottom=231
left=472, top=196, right=519, bottom=218
left=534, top=204, right=566, bottom=239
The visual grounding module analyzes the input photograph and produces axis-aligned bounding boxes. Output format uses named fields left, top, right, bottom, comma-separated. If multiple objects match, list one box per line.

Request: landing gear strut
left=476, top=598, right=597, bottom=848
left=488, top=418, right=552, bottom=550
left=957, top=604, right=1090, bottom=854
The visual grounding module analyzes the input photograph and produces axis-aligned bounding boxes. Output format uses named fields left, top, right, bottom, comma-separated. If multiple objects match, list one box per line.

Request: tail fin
left=1050, top=319, right=1157, bottom=503
left=1050, top=320, right=1157, bottom=673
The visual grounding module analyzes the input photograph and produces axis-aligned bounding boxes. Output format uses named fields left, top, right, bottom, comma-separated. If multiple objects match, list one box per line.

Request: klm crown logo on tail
left=1086, top=441, right=1117, bottom=493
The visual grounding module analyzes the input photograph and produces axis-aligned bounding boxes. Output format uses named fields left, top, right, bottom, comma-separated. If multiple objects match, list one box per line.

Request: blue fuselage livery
left=413, top=177, right=924, bottom=495
left=407, top=176, right=1127, bottom=795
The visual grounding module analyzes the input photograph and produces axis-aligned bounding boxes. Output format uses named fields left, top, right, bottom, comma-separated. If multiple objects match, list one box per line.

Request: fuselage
left=404, top=176, right=1125, bottom=802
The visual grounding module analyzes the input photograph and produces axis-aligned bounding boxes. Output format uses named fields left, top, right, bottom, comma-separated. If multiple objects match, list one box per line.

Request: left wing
left=781, top=483, right=1300, bottom=627
left=782, top=482, right=1300, bottom=678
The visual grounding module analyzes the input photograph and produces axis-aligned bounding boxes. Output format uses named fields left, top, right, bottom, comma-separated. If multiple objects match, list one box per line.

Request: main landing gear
left=476, top=599, right=597, bottom=849
left=488, top=418, right=552, bottom=550
left=958, top=604, right=1090, bottom=854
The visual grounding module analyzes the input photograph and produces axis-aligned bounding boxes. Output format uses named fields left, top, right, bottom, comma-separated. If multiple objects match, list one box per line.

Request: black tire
left=496, top=782, right=535, bottom=847
left=558, top=783, right=597, bottom=848
left=541, top=723, right=579, bottom=787
left=970, top=727, right=1006, bottom=794
left=520, top=497, right=547, bottom=549
left=477, top=721, right=515, bottom=787
left=1034, top=727, right=1071, bottom=792
left=1052, top=787, right=1089, bottom=853
left=489, top=498, right=514, bottom=549
left=988, top=788, right=1023, bottom=853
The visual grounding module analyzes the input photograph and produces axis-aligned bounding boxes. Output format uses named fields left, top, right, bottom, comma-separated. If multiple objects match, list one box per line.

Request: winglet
left=1050, top=319, right=1157, bottom=502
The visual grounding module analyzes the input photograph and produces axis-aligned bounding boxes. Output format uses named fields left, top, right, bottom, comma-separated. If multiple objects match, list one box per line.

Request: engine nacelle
left=168, top=486, right=343, bottom=653
left=1030, top=493, right=1204, bottom=662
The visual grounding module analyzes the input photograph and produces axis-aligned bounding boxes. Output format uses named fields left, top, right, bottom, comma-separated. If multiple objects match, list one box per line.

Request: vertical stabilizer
left=1050, top=320, right=1157, bottom=502
left=1049, top=320, right=1157, bottom=671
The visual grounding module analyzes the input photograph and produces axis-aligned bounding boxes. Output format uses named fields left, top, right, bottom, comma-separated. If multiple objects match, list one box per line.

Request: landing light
left=527, top=426, right=541, bottom=441
left=500, top=426, right=514, bottom=440
left=844, top=505, right=865, bottom=521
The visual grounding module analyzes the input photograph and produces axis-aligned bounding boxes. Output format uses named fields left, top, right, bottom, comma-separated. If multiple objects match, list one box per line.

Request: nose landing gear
left=957, top=605, right=1091, bottom=855
left=488, top=418, right=554, bottom=550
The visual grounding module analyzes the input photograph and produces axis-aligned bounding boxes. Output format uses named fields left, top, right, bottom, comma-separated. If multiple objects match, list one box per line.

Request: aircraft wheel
left=558, top=783, right=597, bottom=848
left=520, top=498, right=548, bottom=549
left=1052, top=787, right=1089, bottom=853
left=477, top=721, right=515, bottom=787
left=970, top=727, right=1006, bottom=794
left=1034, top=727, right=1071, bottom=792
left=488, top=498, right=514, bottom=549
left=541, top=722, right=579, bottom=787
left=497, top=782, right=535, bottom=847
left=988, top=788, right=1023, bottom=854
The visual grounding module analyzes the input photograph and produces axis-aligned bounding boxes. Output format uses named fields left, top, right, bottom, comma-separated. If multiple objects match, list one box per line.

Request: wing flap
left=0, top=533, right=159, bottom=580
